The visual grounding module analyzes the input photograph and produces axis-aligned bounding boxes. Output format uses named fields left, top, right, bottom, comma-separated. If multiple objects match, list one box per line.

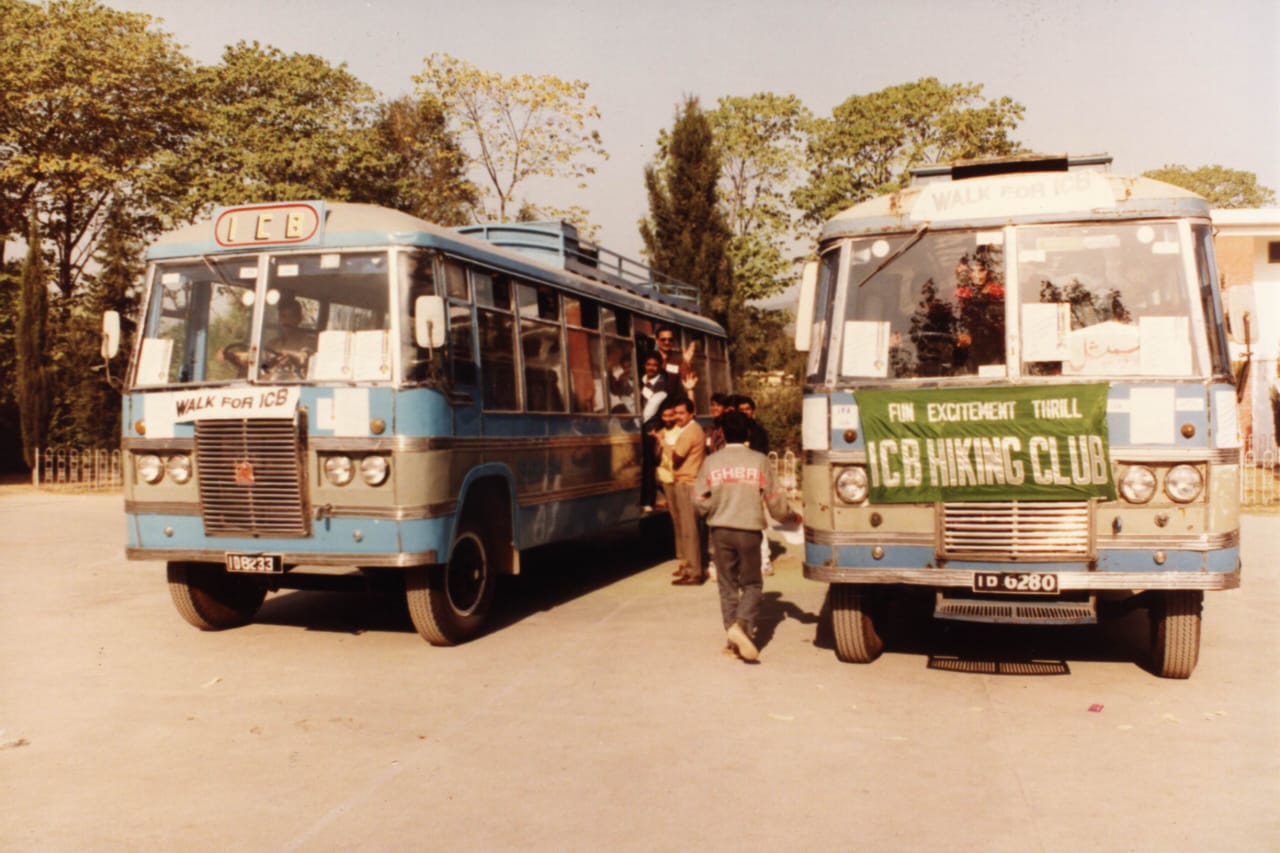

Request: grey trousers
left=710, top=527, right=764, bottom=630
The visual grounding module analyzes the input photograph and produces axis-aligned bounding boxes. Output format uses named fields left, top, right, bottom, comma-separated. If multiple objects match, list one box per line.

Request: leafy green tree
left=174, top=41, right=387, bottom=219
left=1142, top=164, right=1276, bottom=208
left=365, top=95, right=480, bottom=226
left=795, top=78, right=1024, bottom=224
left=640, top=96, right=734, bottom=331
left=413, top=53, right=608, bottom=223
left=0, top=0, right=196, bottom=295
left=16, top=215, right=50, bottom=468
left=709, top=93, right=811, bottom=301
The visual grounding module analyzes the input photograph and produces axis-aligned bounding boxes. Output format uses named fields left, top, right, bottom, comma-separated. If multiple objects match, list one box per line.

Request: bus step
left=934, top=594, right=1097, bottom=626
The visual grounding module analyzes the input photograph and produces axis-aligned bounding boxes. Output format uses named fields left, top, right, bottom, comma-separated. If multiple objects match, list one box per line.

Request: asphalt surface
left=1, top=491, right=1277, bottom=851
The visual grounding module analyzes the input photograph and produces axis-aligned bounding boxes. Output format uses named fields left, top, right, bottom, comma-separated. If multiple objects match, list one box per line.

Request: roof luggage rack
left=456, top=221, right=702, bottom=311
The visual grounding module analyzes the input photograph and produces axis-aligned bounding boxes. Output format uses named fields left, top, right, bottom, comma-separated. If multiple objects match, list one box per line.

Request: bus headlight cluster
left=322, top=454, right=390, bottom=487
left=1118, top=465, right=1157, bottom=503
left=136, top=453, right=192, bottom=485
left=1164, top=464, right=1203, bottom=503
left=834, top=466, right=869, bottom=504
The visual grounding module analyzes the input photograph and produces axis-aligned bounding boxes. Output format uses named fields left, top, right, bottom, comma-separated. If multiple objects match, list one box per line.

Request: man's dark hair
left=737, top=394, right=757, bottom=411
left=660, top=393, right=685, bottom=413
left=711, top=392, right=731, bottom=407
left=720, top=409, right=750, bottom=444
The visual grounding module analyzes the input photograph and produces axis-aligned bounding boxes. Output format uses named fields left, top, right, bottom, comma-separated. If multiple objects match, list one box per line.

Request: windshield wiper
left=855, top=225, right=929, bottom=289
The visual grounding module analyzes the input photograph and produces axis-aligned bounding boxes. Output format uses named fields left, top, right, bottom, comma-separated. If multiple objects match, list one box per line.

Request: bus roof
left=147, top=202, right=723, bottom=335
left=819, top=169, right=1210, bottom=242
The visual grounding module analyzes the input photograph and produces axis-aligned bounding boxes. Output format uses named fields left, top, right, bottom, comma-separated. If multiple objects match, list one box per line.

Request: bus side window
left=517, top=281, right=566, bottom=413
left=476, top=269, right=517, bottom=409
left=566, top=296, right=606, bottom=414
left=441, top=259, right=477, bottom=386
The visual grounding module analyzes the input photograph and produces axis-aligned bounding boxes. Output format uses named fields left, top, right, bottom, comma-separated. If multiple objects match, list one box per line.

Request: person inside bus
left=953, top=251, right=1006, bottom=372
left=655, top=324, right=700, bottom=393
left=218, top=294, right=316, bottom=378
left=639, top=354, right=668, bottom=511
left=261, top=295, right=317, bottom=379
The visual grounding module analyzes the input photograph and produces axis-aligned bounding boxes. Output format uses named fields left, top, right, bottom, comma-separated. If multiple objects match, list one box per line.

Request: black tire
left=405, top=525, right=496, bottom=645
left=167, top=561, right=266, bottom=630
left=831, top=584, right=884, bottom=663
left=1150, top=590, right=1202, bottom=679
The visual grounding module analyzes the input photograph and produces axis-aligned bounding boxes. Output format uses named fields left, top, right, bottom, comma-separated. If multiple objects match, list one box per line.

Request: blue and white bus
left=113, top=202, right=729, bottom=644
left=794, top=155, right=1240, bottom=677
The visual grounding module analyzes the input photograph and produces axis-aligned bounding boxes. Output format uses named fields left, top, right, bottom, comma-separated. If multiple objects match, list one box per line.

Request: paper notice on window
left=312, top=330, right=353, bottom=380
left=1138, top=316, right=1191, bottom=376
left=1021, top=302, right=1071, bottom=362
left=333, top=387, right=370, bottom=436
left=352, top=330, right=391, bottom=381
left=841, top=321, right=890, bottom=377
left=135, top=338, right=173, bottom=386
left=1062, top=321, right=1140, bottom=376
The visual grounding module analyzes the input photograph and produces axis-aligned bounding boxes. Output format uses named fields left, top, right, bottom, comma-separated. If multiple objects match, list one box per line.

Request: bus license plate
left=225, top=553, right=283, bottom=574
left=972, top=571, right=1058, bottom=594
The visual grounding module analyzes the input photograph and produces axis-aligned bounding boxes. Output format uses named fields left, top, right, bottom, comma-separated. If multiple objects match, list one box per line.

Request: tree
left=795, top=78, right=1024, bottom=225
left=0, top=0, right=197, bottom=295
left=640, top=96, right=734, bottom=331
left=708, top=93, right=811, bottom=302
left=173, top=41, right=387, bottom=220
left=16, top=215, right=50, bottom=468
left=1142, top=164, right=1276, bottom=208
left=412, top=53, right=608, bottom=223
left=363, top=95, right=479, bottom=226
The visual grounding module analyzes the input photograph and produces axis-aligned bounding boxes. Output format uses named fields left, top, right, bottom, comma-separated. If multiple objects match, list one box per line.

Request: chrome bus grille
left=196, top=419, right=309, bottom=537
left=940, top=501, right=1092, bottom=561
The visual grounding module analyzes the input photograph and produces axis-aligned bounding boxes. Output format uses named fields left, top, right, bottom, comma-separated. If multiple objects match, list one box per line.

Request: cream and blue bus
left=794, top=155, right=1239, bottom=677
left=112, top=202, right=729, bottom=644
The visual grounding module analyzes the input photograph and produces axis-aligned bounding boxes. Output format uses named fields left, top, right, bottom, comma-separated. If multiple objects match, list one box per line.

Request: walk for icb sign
left=857, top=384, right=1115, bottom=503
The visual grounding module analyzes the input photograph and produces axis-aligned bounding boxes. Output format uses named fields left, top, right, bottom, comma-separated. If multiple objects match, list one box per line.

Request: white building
left=1214, top=207, right=1280, bottom=456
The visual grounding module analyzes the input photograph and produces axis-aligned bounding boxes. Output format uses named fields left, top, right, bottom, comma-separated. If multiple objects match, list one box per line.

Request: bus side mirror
left=414, top=295, right=447, bottom=349
left=102, top=310, right=121, bottom=359
left=794, top=260, right=819, bottom=352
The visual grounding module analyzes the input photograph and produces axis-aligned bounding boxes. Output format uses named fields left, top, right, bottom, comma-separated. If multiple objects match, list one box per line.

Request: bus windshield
left=836, top=221, right=1211, bottom=382
left=134, top=250, right=394, bottom=386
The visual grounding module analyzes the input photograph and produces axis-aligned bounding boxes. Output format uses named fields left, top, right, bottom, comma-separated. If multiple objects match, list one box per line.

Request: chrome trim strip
left=126, top=547, right=438, bottom=568
left=805, top=527, right=1238, bottom=552
left=1102, top=530, right=1239, bottom=550
left=809, top=447, right=1241, bottom=467
left=803, top=564, right=1241, bottom=590
left=126, top=500, right=201, bottom=516
left=123, top=437, right=195, bottom=452
left=807, top=528, right=935, bottom=547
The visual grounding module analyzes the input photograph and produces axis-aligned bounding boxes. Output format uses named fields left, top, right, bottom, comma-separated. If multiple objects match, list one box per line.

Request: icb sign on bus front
left=857, top=384, right=1116, bottom=503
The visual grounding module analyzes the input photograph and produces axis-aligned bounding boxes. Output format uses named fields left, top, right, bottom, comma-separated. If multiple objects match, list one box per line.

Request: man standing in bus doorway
left=667, top=396, right=707, bottom=586
left=695, top=409, right=802, bottom=661
left=640, top=354, right=668, bottom=511
left=656, top=324, right=700, bottom=392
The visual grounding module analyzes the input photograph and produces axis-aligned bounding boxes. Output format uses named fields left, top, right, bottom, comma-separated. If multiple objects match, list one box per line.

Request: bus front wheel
left=406, top=526, right=495, bottom=646
left=831, top=584, right=884, bottom=663
left=167, top=561, right=266, bottom=630
left=1150, top=590, right=1202, bottom=679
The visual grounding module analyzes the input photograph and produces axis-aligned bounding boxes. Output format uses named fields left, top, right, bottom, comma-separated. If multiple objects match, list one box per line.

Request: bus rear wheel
left=167, top=561, right=266, bottom=630
left=1150, top=590, right=1202, bottom=679
left=406, top=526, right=495, bottom=646
left=831, top=584, right=884, bottom=663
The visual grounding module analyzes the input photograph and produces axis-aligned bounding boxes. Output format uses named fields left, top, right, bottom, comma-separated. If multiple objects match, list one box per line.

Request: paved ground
left=1, top=492, right=1277, bottom=851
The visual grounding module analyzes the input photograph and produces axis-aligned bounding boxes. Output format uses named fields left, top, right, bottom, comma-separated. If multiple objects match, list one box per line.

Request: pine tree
left=16, top=214, right=50, bottom=469
left=640, top=96, right=734, bottom=332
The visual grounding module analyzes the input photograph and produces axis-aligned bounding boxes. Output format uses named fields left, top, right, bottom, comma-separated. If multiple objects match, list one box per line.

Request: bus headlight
left=360, top=455, right=390, bottom=486
left=137, top=454, right=164, bottom=484
left=165, top=454, right=193, bottom=485
left=1164, top=464, right=1203, bottom=503
left=834, top=466, right=869, bottom=504
left=323, top=455, right=354, bottom=486
left=1119, top=465, right=1157, bottom=503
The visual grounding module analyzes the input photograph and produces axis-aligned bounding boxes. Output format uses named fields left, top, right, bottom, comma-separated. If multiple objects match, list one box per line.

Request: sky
left=103, top=0, right=1280, bottom=263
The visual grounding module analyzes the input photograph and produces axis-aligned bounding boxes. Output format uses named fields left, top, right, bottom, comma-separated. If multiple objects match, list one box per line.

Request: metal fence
left=1241, top=435, right=1278, bottom=508
left=33, top=447, right=123, bottom=491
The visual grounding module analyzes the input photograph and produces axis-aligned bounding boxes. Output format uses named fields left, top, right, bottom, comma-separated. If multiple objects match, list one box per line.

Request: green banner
left=858, top=384, right=1115, bottom=503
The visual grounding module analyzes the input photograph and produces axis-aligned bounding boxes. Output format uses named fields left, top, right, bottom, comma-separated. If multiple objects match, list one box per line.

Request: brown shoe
left=672, top=574, right=702, bottom=586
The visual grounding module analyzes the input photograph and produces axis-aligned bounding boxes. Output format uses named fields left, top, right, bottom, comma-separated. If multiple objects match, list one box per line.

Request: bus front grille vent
left=196, top=418, right=309, bottom=537
left=940, top=501, right=1092, bottom=561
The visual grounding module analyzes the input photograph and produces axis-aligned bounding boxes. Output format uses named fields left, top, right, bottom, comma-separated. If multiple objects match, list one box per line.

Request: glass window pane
left=478, top=308, right=517, bottom=409
left=606, top=338, right=637, bottom=415
left=443, top=260, right=468, bottom=300
left=567, top=327, right=606, bottom=413
left=521, top=319, right=567, bottom=412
